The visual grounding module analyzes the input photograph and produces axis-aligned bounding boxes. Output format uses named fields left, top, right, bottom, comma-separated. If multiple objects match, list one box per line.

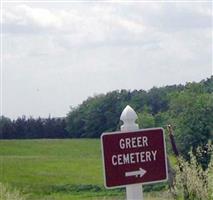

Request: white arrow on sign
left=125, top=168, right=147, bottom=178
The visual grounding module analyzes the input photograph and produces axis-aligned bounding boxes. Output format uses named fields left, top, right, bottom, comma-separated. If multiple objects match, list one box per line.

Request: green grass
left=0, top=139, right=122, bottom=199
left=0, top=139, right=172, bottom=200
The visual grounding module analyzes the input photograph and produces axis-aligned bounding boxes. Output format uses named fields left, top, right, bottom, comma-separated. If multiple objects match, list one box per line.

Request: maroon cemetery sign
left=101, top=128, right=168, bottom=188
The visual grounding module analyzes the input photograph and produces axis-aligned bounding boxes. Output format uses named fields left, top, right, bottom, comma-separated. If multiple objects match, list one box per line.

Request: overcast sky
left=1, top=1, right=212, bottom=119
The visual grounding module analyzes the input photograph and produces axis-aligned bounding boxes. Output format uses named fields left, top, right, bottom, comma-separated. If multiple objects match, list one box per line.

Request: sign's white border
left=101, top=127, right=168, bottom=189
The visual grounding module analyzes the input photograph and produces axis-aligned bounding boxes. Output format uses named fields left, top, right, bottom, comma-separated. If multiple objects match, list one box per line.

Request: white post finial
left=120, top=105, right=143, bottom=200
left=120, top=105, right=139, bottom=131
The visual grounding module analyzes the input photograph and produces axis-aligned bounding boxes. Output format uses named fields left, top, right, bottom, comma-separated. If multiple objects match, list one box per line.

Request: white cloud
left=2, top=2, right=212, bottom=118
left=3, top=4, right=146, bottom=41
left=4, top=4, right=62, bottom=28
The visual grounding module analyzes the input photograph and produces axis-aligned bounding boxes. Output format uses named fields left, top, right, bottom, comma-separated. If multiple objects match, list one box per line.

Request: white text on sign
left=112, top=136, right=157, bottom=166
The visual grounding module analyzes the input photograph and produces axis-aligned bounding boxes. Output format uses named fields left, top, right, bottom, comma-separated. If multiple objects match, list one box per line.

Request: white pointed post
left=120, top=105, right=143, bottom=200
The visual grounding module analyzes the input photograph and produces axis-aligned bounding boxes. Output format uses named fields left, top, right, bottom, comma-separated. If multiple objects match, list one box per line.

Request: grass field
left=0, top=139, right=172, bottom=200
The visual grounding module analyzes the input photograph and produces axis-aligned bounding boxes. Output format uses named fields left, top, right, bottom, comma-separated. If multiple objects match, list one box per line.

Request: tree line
left=0, top=76, right=212, bottom=157
left=66, top=76, right=213, bottom=157
left=0, top=116, right=68, bottom=139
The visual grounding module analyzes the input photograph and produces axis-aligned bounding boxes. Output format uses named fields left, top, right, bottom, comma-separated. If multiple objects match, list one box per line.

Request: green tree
left=0, top=116, right=13, bottom=139
left=137, top=111, right=155, bottom=128
left=168, top=86, right=213, bottom=158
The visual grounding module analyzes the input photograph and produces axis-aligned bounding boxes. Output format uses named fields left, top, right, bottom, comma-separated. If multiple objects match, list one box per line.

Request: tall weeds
left=172, top=144, right=213, bottom=200
left=0, top=183, right=25, bottom=200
